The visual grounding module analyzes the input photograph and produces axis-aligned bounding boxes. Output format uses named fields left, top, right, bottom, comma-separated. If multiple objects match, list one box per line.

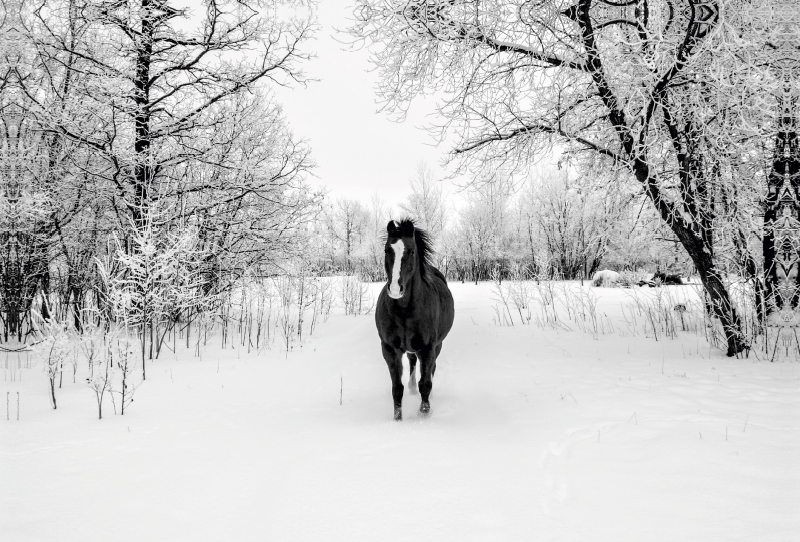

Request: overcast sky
left=273, top=1, right=463, bottom=206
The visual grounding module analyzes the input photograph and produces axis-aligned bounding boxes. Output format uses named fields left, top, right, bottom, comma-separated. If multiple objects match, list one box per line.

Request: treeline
left=313, top=164, right=693, bottom=283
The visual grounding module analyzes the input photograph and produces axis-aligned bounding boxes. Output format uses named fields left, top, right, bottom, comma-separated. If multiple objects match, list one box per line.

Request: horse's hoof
left=394, top=407, right=402, bottom=421
left=419, top=402, right=430, bottom=415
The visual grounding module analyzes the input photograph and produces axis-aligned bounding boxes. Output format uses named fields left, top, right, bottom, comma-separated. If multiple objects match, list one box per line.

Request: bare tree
left=522, top=171, right=632, bottom=279
left=325, top=198, right=369, bottom=273
left=450, top=176, right=513, bottom=283
left=399, top=162, right=447, bottom=248
left=29, top=0, right=317, bottom=229
left=364, top=193, right=391, bottom=280
left=0, top=0, right=320, bottom=334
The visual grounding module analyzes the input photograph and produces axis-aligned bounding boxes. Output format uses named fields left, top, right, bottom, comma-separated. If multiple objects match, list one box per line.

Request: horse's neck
left=408, top=267, right=428, bottom=299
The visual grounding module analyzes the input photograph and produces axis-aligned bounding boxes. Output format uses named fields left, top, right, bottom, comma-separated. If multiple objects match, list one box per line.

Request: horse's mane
left=394, top=218, right=436, bottom=281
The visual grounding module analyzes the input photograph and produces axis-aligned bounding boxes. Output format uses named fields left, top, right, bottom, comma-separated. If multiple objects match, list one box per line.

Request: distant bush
left=591, top=270, right=620, bottom=287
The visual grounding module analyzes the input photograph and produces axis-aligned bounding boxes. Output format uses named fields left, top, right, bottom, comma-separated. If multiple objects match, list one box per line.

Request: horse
left=375, top=219, right=455, bottom=421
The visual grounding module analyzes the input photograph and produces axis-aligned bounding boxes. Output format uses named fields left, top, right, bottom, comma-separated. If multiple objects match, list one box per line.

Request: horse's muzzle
left=388, top=285, right=404, bottom=299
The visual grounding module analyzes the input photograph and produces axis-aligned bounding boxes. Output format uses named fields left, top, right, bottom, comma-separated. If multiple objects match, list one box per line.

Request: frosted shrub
left=491, top=264, right=537, bottom=326
left=591, top=270, right=620, bottom=287
left=337, top=275, right=373, bottom=316
left=97, top=215, right=215, bottom=379
left=295, top=272, right=334, bottom=342
left=574, top=287, right=601, bottom=337
left=273, top=275, right=297, bottom=352
left=622, top=287, right=703, bottom=342
left=309, top=277, right=333, bottom=334
left=617, top=270, right=648, bottom=289
left=84, top=332, right=113, bottom=420
left=218, top=272, right=337, bottom=356
left=507, top=263, right=534, bottom=324
left=34, top=325, right=74, bottom=409
left=490, top=268, right=515, bottom=326
left=109, top=334, right=138, bottom=416
left=532, top=279, right=565, bottom=329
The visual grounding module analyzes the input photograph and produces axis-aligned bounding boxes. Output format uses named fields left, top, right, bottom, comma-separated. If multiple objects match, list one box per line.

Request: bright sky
left=273, top=1, right=462, bottom=206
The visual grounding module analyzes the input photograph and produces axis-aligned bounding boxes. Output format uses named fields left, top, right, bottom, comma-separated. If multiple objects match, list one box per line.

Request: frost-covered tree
left=97, top=208, right=214, bottom=380
left=28, top=0, right=316, bottom=228
left=363, top=193, right=392, bottom=280
left=521, top=171, right=633, bottom=279
left=33, top=322, right=74, bottom=409
left=0, top=0, right=320, bottom=334
left=449, top=177, right=514, bottom=283
left=399, top=162, right=447, bottom=249
left=349, top=0, right=770, bottom=355
left=325, top=198, right=369, bottom=273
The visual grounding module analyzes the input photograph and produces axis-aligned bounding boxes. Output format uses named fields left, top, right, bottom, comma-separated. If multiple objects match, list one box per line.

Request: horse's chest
left=385, top=316, right=428, bottom=352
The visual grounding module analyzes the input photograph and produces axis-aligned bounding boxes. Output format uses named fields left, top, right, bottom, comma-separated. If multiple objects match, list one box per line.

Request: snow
left=592, top=269, right=620, bottom=286
left=3, top=282, right=799, bottom=541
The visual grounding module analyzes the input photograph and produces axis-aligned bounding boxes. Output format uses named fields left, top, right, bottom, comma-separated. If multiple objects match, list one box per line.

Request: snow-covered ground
left=3, top=282, right=799, bottom=541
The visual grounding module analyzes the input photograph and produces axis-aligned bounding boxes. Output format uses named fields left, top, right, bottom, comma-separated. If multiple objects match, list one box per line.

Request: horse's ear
left=386, top=220, right=398, bottom=235
left=400, top=221, right=415, bottom=237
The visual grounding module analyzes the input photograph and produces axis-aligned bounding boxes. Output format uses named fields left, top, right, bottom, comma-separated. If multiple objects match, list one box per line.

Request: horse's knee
left=382, top=342, right=400, bottom=359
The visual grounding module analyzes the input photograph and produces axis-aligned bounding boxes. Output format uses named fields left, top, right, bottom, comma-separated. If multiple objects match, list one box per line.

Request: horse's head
left=385, top=220, right=418, bottom=299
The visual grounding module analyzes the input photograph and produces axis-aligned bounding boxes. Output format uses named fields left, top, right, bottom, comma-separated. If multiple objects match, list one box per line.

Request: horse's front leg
left=417, top=345, right=437, bottom=415
left=381, top=342, right=404, bottom=421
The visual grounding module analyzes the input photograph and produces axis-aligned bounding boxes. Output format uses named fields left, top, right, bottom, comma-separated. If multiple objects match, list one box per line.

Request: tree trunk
left=141, top=319, right=147, bottom=381
left=635, top=162, right=746, bottom=356
left=131, top=0, right=154, bottom=232
left=671, top=226, right=744, bottom=357
left=50, top=376, right=57, bottom=409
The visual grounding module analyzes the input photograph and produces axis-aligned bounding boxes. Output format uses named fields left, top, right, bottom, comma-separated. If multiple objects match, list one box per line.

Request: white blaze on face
left=388, top=240, right=405, bottom=299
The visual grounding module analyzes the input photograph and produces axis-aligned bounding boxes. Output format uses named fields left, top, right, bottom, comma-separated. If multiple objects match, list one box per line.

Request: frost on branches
left=97, top=210, right=216, bottom=380
left=351, top=0, right=800, bottom=356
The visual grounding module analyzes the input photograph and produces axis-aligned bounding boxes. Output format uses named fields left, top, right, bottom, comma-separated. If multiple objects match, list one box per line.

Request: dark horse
left=375, top=219, right=454, bottom=421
